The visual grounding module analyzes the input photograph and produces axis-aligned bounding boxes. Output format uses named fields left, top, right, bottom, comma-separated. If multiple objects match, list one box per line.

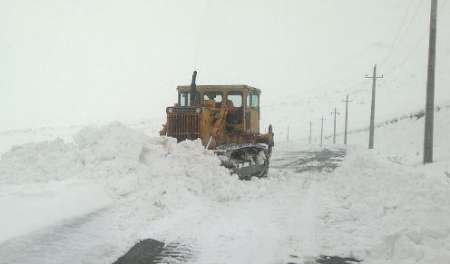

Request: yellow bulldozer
left=160, top=71, right=274, bottom=179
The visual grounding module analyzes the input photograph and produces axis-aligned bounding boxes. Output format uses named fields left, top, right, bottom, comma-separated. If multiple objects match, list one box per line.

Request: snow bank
left=0, top=122, right=238, bottom=197
left=315, top=106, right=450, bottom=263
left=317, top=146, right=450, bottom=263
left=0, top=122, right=247, bottom=245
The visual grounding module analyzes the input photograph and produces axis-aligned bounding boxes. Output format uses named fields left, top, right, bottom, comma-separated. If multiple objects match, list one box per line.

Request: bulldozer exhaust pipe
left=190, top=71, right=198, bottom=106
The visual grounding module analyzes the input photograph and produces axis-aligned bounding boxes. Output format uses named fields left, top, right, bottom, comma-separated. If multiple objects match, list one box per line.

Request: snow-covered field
left=335, top=104, right=450, bottom=166
left=0, top=108, right=449, bottom=264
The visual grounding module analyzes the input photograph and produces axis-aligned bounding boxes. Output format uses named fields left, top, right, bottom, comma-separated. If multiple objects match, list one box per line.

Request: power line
left=271, top=1, right=429, bottom=113
left=388, top=31, right=428, bottom=77
left=380, top=0, right=423, bottom=67
left=382, top=0, right=449, bottom=83
left=269, top=0, right=447, bottom=122
left=383, top=0, right=427, bottom=71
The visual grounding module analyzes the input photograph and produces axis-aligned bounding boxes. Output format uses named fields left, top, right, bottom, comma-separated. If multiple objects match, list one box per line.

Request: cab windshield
left=227, top=93, right=242, bottom=107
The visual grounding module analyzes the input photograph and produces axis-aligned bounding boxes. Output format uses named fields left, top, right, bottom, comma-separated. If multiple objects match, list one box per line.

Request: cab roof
left=177, top=85, right=261, bottom=94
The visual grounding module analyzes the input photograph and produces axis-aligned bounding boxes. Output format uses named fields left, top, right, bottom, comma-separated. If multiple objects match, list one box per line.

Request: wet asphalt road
left=114, top=148, right=360, bottom=264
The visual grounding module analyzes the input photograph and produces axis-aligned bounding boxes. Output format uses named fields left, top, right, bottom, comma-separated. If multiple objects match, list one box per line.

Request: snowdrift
left=313, top=105, right=450, bottom=263
left=0, top=122, right=239, bottom=196
left=0, top=122, right=247, bottom=245
left=316, top=146, right=450, bottom=263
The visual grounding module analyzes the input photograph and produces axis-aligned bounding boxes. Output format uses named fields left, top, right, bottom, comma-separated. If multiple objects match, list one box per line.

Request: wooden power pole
left=343, top=95, right=352, bottom=145
left=286, top=126, right=290, bottom=142
left=424, top=0, right=438, bottom=164
left=320, top=117, right=324, bottom=147
left=331, top=108, right=339, bottom=144
left=309, top=121, right=312, bottom=144
left=365, top=64, right=384, bottom=149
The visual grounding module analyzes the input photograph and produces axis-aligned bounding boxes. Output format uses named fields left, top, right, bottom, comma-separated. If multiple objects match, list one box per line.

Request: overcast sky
left=1, top=0, right=449, bottom=134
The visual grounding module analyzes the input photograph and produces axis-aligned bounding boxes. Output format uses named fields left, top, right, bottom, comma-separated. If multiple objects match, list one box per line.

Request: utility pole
left=365, top=64, right=384, bottom=149
left=424, top=0, right=438, bottom=164
left=286, top=126, right=290, bottom=142
left=320, top=117, right=324, bottom=147
left=342, top=95, right=352, bottom=145
left=309, top=121, right=312, bottom=144
left=331, top=108, right=339, bottom=144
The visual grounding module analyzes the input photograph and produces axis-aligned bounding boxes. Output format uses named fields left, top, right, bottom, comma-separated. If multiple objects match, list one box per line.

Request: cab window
left=179, top=92, right=190, bottom=106
left=203, top=93, right=223, bottom=103
left=249, top=94, right=259, bottom=108
left=227, top=93, right=242, bottom=107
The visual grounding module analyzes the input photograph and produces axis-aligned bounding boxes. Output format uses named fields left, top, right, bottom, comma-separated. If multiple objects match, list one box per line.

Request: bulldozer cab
left=161, top=75, right=274, bottom=179
left=176, top=85, right=261, bottom=135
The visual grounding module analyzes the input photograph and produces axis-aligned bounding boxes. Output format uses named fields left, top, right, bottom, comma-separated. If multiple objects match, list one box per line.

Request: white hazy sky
left=1, top=0, right=450, bottom=134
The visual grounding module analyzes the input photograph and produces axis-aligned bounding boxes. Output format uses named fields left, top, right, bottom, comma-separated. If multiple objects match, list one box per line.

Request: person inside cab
left=226, top=94, right=242, bottom=125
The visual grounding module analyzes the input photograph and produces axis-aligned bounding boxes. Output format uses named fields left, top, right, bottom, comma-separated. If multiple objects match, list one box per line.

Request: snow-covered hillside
left=333, top=103, right=450, bottom=165
left=0, top=110, right=449, bottom=263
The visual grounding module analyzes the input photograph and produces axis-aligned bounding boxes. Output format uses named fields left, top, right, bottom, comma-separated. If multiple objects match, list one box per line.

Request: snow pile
left=0, top=138, right=82, bottom=183
left=0, top=122, right=248, bottom=200
left=0, top=122, right=252, bottom=246
left=317, top=146, right=450, bottom=263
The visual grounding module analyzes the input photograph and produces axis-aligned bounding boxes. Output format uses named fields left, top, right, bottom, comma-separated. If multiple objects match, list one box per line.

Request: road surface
left=0, top=147, right=358, bottom=264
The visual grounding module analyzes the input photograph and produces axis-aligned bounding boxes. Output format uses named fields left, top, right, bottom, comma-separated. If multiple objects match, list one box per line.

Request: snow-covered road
left=0, top=147, right=347, bottom=264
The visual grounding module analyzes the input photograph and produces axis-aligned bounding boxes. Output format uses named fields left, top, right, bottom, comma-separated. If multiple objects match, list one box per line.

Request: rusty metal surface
left=166, top=107, right=200, bottom=142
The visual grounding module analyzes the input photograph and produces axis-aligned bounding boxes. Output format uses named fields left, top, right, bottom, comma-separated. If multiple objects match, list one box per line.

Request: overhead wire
left=437, top=0, right=450, bottom=81
left=372, top=0, right=433, bottom=97
left=322, top=0, right=449, bottom=122
left=271, top=1, right=442, bottom=113
left=389, top=30, right=428, bottom=77
left=382, top=0, right=426, bottom=72
left=385, top=0, right=450, bottom=90
left=379, top=0, right=422, bottom=68
left=310, top=1, right=428, bottom=110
